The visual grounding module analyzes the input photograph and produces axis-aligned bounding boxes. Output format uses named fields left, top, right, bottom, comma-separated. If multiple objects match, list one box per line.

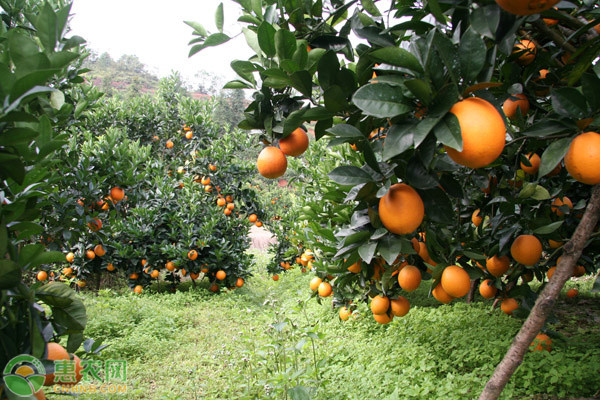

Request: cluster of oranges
left=256, top=127, right=309, bottom=179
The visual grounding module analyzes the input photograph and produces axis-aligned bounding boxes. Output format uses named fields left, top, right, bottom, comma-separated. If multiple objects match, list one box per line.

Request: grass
left=50, top=250, right=600, bottom=399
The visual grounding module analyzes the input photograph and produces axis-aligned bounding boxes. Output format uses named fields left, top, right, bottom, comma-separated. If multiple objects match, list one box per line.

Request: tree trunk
left=479, top=184, right=600, bottom=400
left=467, top=278, right=479, bottom=304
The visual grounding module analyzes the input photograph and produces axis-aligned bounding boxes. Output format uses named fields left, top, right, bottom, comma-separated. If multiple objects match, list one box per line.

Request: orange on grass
left=150, top=270, right=159, bottom=279
left=501, top=298, right=519, bottom=315
left=200, top=176, right=211, bottom=185
left=486, top=255, right=511, bottom=277
left=188, top=250, right=198, bottom=261
left=133, top=285, right=143, bottom=294
left=310, top=277, right=322, bottom=291
left=520, top=153, right=541, bottom=175
left=441, top=265, right=471, bottom=298
left=472, top=209, right=483, bottom=227
left=44, top=342, right=69, bottom=385
left=551, top=196, right=573, bottom=216
left=390, top=296, right=410, bottom=317
left=86, top=249, right=95, bottom=260
left=166, top=261, right=176, bottom=271
left=272, top=274, right=279, bottom=281
left=564, top=132, right=600, bottom=185
left=566, top=288, right=579, bottom=298
left=236, top=277, right=244, bottom=287
left=445, top=97, right=506, bottom=168
left=530, top=333, right=552, bottom=351
left=479, top=279, right=498, bottom=299
left=511, top=234, right=542, bottom=266
left=397, top=265, right=421, bottom=292
left=347, top=261, right=361, bottom=273
left=503, top=93, right=529, bottom=119
left=279, top=127, right=309, bottom=157
left=110, top=187, right=124, bottom=202
left=166, top=140, right=174, bottom=148
left=66, top=252, right=75, bottom=263
left=513, top=40, right=537, bottom=65
left=257, top=146, right=288, bottom=179
left=37, top=271, right=48, bottom=281
left=370, top=295, right=390, bottom=315
left=339, top=306, right=352, bottom=321
left=495, top=0, right=559, bottom=15
left=216, top=270, right=226, bottom=280
left=318, top=281, right=332, bottom=297
left=432, top=283, right=454, bottom=304
left=378, top=183, right=424, bottom=235
left=94, top=244, right=106, bottom=257
left=248, top=214, right=258, bottom=223
left=107, top=263, right=116, bottom=272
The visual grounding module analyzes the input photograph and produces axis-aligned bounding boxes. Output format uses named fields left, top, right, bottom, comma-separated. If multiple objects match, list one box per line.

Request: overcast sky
left=69, top=0, right=253, bottom=86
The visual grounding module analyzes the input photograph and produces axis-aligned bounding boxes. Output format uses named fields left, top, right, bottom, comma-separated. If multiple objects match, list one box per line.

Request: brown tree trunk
left=479, top=185, right=600, bottom=400
left=467, top=278, right=479, bottom=304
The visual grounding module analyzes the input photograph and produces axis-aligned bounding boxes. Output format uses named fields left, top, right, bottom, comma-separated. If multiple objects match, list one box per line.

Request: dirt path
left=248, top=225, right=278, bottom=250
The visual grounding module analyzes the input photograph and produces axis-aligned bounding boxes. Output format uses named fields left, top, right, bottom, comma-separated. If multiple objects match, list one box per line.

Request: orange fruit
left=544, top=17, right=558, bottom=26
left=185, top=131, right=193, bottom=139
left=432, top=283, right=454, bottom=304
left=150, top=270, right=159, bottom=279
left=318, top=281, right=332, bottom=297
left=513, top=40, right=536, bottom=65
left=564, top=132, right=600, bottom=185
left=573, top=265, right=585, bottom=277
left=43, top=342, right=70, bottom=385
left=257, top=146, right=288, bottom=179
left=397, top=265, right=421, bottom=292
left=133, top=285, right=143, bottom=294
left=390, top=296, right=410, bottom=317
left=486, top=255, right=511, bottom=277
left=248, top=214, right=258, bottom=223
left=511, top=235, right=542, bottom=266
left=88, top=218, right=102, bottom=232
left=62, top=267, right=73, bottom=277
left=479, top=279, right=498, bottom=299
left=166, top=261, right=176, bottom=271
left=279, top=127, right=309, bottom=157
left=551, top=196, right=573, bottom=216
left=217, top=198, right=226, bottom=207
left=547, top=266, right=556, bottom=280
left=201, top=176, right=211, bottom=185
left=226, top=203, right=235, bottom=210
left=373, top=312, right=392, bottom=324
left=216, top=270, right=226, bottom=280
left=566, top=288, right=579, bottom=298
left=65, top=252, right=75, bottom=263
left=77, top=280, right=86, bottom=288
left=235, top=277, right=244, bottom=287
left=86, top=249, right=96, bottom=260
left=495, top=0, right=559, bottom=15
left=180, top=268, right=187, bottom=276
left=310, top=277, right=322, bottom=291
left=520, top=153, right=541, bottom=175
left=347, top=261, right=361, bottom=273
left=190, top=272, right=199, bottom=280
left=141, top=259, right=148, bottom=267
left=503, top=93, right=530, bottom=119
left=166, top=140, right=174, bottom=148
left=209, top=283, right=219, bottom=292
left=70, top=354, right=84, bottom=384
left=272, top=274, right=279, bottom=281
left=37, top=271, right=48, bottom=281
left=255, top=221, right=263, bottom=227
left=472, top=209, right=483, bottom=227
left=339, top=306, right=352, bottom=321
left=152, top=135, right=159, bottom=142
left=441, top=265, right=471, bottom=298
left=445, top=97, right=506, bottom=168
left=107, top=263, right=116, bottom=272
left=110, top=187, right=124, bottom=202
left=548, top=239, right=563, bottom=249
left=379, top=183, right=424, bottom=234
left=209, top=164, right=217, bottom=171
left=204, top=185, right=212, bottom=192
left=501, top=298, right=519, bottom=315
left=370, top=295, right=390, bottom=315
left=530, top=333, right=552, bottom=351
left=129, top=272, right=139, bottom=280
left=224, top=208, right=232, bottom=216
left=188, top=250, right=198, bottom=260
left=94, top=244, right=106, bottom=257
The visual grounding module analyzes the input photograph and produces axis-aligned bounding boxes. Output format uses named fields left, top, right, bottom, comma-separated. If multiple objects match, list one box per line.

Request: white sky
left=69, top=0, right=253, bottom=87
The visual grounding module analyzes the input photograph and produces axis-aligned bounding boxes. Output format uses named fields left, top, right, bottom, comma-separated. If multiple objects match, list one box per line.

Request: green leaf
left=459, top=28, right=486, bottom=82
left=378, top=235, right=403, bottom=265
left=275, top=29, right=297, bottom=61
left=188, top=33, right=230, bottom=56
left=223, top=80, right=254, bottom=89
left=404, top=79, right=432, bottom=105
left=538, top=138, right=572, bottom=177
left=533, top=221, right=564, bottom=235
left=215, top=3, right=224, bottom=32
left=257, top=22, right=277, bottom=58
left=288, top=385, right=311, bottom=400
left=361, top=0, right=381, bottom=16
left=418, top=187, right=454, bottom=224
left=326, top=124, right=363, bottom=139
left=0, top=259, right=21, bottom=289
left=358, top=241, right=377, bottom=264
left=551, top=88, right=588, bottom=119
left=383, top=123, right=414, bottom=160
left=37, top=282, right=86, bottom=331
left=230, top=60, right=258, bottom=85
left=290, top=70, right=313, bottom=98
left=328, top=166, right=374, bottom=185
left=581, top=73, right=600, bottom=112
left=433, top=113, right=462, bottom=151
left=352, top=83, right=411, bottom=118
left=242, top=27, right=262, bottom=56
left=522, top=120, right=572, bottom=137
left=282, top=108, right=306, bottom=136
left=531, top=185, right=551, bottom=201
left=406, top=157, right=439, bottom=190
left=0, top=127, right=39, bottom=146
left=50, top=90, right=65, bottom=109
left=303, top=107, right=333, bottom=121
left=324, top=85, right=348, bottom=112
left=317, top=50, right=340, bottom=90
left=369, top=47, right=423, bottom=74
left=427, top=0, right=446, bottom=24
left=184, top=21, right=208, bottom=36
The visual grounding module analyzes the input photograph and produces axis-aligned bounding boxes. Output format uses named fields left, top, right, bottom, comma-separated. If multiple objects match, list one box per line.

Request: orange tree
left=188, top=0, right=600, bottom=398
left=0, top=1, right=92, bottom=396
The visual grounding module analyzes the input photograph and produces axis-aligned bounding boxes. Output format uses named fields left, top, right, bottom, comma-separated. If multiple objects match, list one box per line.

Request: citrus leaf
left=538, top=137, right=572, bottom=177
left=352, top=83, right=411, bottom=118
left=533, top=221, right=563, bottom=235
left=369, top=47, right=423, bottom=74
left=328, top=166, right=374, bottom=185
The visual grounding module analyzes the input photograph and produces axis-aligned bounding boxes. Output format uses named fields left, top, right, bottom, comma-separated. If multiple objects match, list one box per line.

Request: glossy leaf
left=538, top=138, right=571, bottom=177
left=369, top=47, right=423, bottom=74
left=352, top=83, right=412, bottom=118
left=328, top=166, right=374, bottom=186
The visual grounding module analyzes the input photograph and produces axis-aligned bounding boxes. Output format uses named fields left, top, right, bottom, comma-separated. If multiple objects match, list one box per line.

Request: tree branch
left=532, top=20, right=577, bottom=54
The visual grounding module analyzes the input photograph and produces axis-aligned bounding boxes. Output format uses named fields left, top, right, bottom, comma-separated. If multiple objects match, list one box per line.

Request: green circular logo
left=2, top=354, right=46, bottom=396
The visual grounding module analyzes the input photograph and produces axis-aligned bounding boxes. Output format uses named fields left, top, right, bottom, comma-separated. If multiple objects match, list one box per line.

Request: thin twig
left=532, top=20, right=577, bottom=54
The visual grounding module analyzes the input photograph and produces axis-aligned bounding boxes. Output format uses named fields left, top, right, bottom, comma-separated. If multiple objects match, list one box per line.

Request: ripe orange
left=77, top=279, right=87, bottom=288
left=86, top=249, right=96, bottom=260
left=166, top=140, right=174, bottom=148
left=188, top=250, right=198, bottom=260
left=180, top=268, right=187, bottom=276
left=486, top=255, right=511, bottom=277
left=373, top=312, right=393, bottom=324
left=190, top=272, right=199, bottom=280
left=379, top=183, right=424, bottom=234
left=129, top=272, right=139, bottom=280
left=152, top=135, right=159, bottom=142
left=397, top=265, right=421, bottom=292
left=226, top=203, right=235, bottom=210
left=257, top=146, right=288, bottom=179
left=141, top=259, right=148, bottom=267
left=547, top=266, right=556, bottom=280
left=495, top=0, right=559, bottom=15
left=279, top=127, right=309, bottom=157
left=272, top=274, right=279, bottom=281
left=310, top=277, right=322, bottom=291
left=94, top=244, right=106, bottom=257
left=236, top=277, right=244, bottom=287
left=185, top=131, right=193, bottom=139
left=209, top=164, right=217, bottom=171
left=566, top=288, right=579, bottom=298
left=446, top=97, right=506, bottom=168
left=204, top=185, right=212, bottom=192
left=390, top=296, right=410, bottom=317
left=503, top=93, right=529, bottom=119
left=520, top=153, right=541, bottom=175
left=65, top=252, right=75, bottom=263
left=501, top=298, right=519, bottom=315
left=224, top=208, right=232, bottom=216
left=339, top=306, right=352, bottom=321
left=513, top=40, right=537, bottom=65
left=530, top=333, right=552, bottom=351
left=479, top=279, right=498, bottom=299
left=432, top=283, right=454, bottom=304
left=107, top=263, right=116, bottom=272
left=472, top=209, right=483, bottom=227
left=37, top=271, right=48, bottom=281
left=44, top=342, right=70, bottom=385
left=133, top=285, right=143, bottom=294
left=201, top=176, right=211, bottom=185
left=441, top=265, right=471, bottom=298
left=564, top=132, right=600, bottom=185
left=318, top=281, right=332, bottom=297
left=62, top=267, right=73, bottom=277
left=370, top=295, right=390, bottom=315
left=511, top=235, right=542, bottom=266
left=548, top=239, right=563, bottom=249
left=88, top=218, right=102, bottom=232
left=166, top=261, right=176, bottom=271
left=417, top=242, right=436, bottom=266
left=347, top=261, right=361, bottom=273
left=551, top=196, right=573, bottom=216
left=216, top=270, right=226, bottom=280
left=248, top=214, right=258, bottom=223
left=573, top=265, right=585, bottom=277
left=255, top=221, right=263, bottom=227
left=150, top=270, right=159, bottom=279
left=209, top=283, right=219, bottom=292
left=110, top=187, right=124, bottom=202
